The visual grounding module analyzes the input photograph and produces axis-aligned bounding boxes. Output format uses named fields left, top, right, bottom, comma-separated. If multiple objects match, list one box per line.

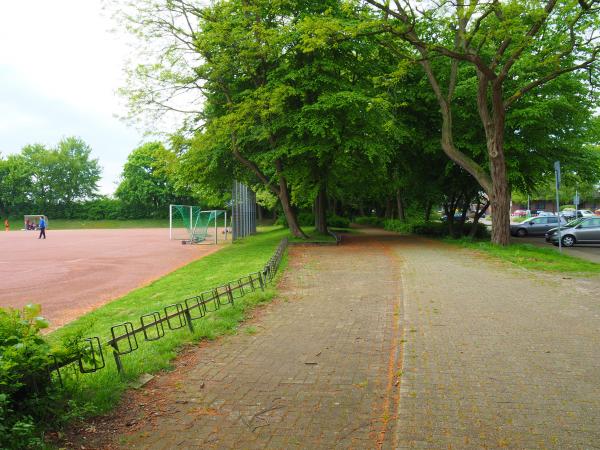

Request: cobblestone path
left=392, top=236, right=600, bottom=449
left=118, top=234, right=404, bottom=449
left=105, top=230, right=600, bottom=449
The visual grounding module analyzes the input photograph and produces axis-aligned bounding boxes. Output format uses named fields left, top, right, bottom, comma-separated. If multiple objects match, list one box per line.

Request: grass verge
left=446, top=237, right=600, bottom=274
left=48, top=226, right=289, bottom=416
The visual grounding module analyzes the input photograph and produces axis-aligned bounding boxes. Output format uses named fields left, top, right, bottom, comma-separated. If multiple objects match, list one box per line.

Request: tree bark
left=314, top=185, right=328, bottom=234
left=396, top=189, right=406, bottom=222
left=480, top=79, right=511, bottom=245
left=275, top=159, right=307, bottom=238
left=424, top=200, right=432, bottom=222
left=385, top=196, right=393, bottom=219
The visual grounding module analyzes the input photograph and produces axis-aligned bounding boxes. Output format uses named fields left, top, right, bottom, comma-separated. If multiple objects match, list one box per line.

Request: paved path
left=393, top=236, right=600, bottom=448
left=75, top=230, right=600, bottom=448
left=114, top=234, right=404, bottom=449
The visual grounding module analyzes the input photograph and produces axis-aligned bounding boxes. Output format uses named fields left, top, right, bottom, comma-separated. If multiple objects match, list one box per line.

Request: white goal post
left=23, top=215, right=48, bottom=231
left=169, top=205, right=227, bottom=244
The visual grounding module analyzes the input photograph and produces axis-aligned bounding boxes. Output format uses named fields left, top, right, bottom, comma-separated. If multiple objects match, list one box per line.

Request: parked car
left=441, top=212, right=467, bottom=222
left=537, top=211, right=557, bottom=217
left=560, top=209, right=595, bottom=221
left=547, top=217, right=600, bottom=247
left=545, top=218, right=585, bottom=242
left=510, top=216, right=566, bottom=237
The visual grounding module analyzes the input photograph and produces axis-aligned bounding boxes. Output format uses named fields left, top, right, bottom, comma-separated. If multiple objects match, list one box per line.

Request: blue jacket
left=39, top=218, right=46, bottom=228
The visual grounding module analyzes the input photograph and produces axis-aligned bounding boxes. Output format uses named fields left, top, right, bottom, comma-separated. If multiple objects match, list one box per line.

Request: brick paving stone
left=389, top=234, right=600, bottom=449
left=113, top=230, right=600, bottom=449
left=119, top=234, right=404, bottom=449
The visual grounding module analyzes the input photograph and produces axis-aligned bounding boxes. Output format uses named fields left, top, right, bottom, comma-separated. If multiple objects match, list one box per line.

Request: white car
left=562, top=209, right=595, bottom=220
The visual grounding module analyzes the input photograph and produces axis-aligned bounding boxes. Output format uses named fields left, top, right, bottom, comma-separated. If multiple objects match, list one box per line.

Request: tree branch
left=504, top=51, right=599, bottom=108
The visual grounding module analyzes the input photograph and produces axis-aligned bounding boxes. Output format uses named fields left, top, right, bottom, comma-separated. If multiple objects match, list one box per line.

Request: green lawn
left=447, top=238, right=600, bottom=274
left=49, top=226, right=288, bottom=415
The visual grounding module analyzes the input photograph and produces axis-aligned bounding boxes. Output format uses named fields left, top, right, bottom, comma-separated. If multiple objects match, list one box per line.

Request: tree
left=115, top=142, right=190, bottom=217
left=117, top=0, right=400, bottom=237
left=362, top=0, right=599, bottom=244
left=2, top=137, right=101, bottom=217
left=0, top=154, right=32, bottom=217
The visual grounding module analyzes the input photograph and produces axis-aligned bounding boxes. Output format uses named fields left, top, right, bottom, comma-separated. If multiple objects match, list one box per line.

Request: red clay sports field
left=0, top=228, right=222, bottom=331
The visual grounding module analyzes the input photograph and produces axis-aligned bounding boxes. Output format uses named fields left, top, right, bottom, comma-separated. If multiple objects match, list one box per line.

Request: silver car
left=547, top=217, right=600, bottom=247
left=510, top=216, right=565, bottom=237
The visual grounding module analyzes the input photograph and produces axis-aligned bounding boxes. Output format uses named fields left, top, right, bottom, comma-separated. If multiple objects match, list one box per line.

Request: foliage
left=0, top=304, right=53, bottom=449
left=275, top=211, right=350, bottom=228
left=354, top=216, right=385, bottom=227
left=384, top=219, right=489, bottom=239
left=0, top=137, right=101, bottom=218
left=115, top=142, right=196, bottom=218
left=327, top=214, right=350, bottom=228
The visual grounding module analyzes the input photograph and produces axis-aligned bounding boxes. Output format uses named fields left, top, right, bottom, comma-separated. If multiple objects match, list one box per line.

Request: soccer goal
left=23, top=215, right=48, bottom=231
left=169, top=205, right=227, bottom=244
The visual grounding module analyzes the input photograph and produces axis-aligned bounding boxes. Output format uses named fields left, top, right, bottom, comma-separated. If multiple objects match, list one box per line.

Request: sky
left=0, top=1, right=148, bottom=195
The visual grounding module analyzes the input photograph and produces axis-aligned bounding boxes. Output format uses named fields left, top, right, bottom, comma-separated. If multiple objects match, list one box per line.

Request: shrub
left=327, top=214, right=350, bottom=228
left=354, top=216, right=384, bottom=227
left=0, top=304, right=55, bottom=448
left=384, top=219, right=490, bottom=239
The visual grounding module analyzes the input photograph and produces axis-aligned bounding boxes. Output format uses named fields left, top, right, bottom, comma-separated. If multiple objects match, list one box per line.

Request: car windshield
left=566, top=218, right=585, bottom=227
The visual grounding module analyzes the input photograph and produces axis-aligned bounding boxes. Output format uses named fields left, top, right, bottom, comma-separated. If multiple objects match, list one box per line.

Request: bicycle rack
left=184, top=295, right=206, bottom=321
left=140, top=312, right=165, bottom=341
left=164, top=303, right=186, bottom=330
left=78, top=337, right=105, bottom=373
left=110, top=322, right=138, bottom=355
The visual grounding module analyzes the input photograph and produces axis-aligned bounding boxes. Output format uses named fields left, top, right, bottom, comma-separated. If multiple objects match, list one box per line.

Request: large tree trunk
left=484, top=81, right=511, bottom=245
left=385, top=196, right=393, bottom=219
left=424, top=200, right=432, bottom=221
left=275, top=160, right=307, bottom=238
left=489, top=155, right=511, bottom=245
left=314, top=185, right=327, bottom=234
left=396, top=188, right=406, bottom=222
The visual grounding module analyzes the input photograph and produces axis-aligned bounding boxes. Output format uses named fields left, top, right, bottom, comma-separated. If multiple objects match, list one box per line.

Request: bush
left=354, top=216, right=385, bottom=227
left=275, top=211, right=350, bottom=228
left=327, top=214, right=350, bottom=228
left=0, top=305, right=55, bottom=448
left=384, top=219, right=490, bottom=239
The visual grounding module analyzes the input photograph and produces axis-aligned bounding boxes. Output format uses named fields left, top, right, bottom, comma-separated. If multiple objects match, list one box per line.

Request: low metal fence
left=49, top=238, right=289, bottom=380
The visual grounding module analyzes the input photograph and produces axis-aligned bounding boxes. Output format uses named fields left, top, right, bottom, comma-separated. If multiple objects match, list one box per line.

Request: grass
left=48, top=226, right=289, bottom=415
left=447, top=237, right=600, bottom=274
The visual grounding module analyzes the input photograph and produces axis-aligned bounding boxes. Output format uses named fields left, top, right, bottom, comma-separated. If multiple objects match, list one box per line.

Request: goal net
left=23, top=215, right=48, bottom=231
left=169, top=205, right=226, bottom=244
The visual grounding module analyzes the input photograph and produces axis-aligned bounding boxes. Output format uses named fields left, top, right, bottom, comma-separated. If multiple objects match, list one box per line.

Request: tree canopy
left=113, top=0, right=600, bottom=241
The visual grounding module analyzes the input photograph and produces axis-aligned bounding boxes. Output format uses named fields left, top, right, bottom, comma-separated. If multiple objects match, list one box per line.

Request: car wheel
left=562, top=235, right=576, bottom=247
left=516, top=228, right=527, bottom=237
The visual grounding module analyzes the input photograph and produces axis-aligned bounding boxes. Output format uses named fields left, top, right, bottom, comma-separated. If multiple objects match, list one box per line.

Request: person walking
left=38, top=216, right=46, bottom=239
left=4, top=218, right=8, bottom=232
